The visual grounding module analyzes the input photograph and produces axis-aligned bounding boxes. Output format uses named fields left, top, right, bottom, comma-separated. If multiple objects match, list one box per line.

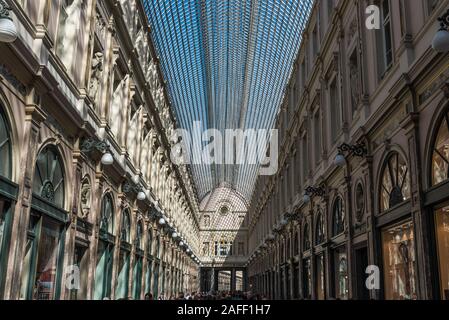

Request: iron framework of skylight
left=143, top=0, right=314, bottom=201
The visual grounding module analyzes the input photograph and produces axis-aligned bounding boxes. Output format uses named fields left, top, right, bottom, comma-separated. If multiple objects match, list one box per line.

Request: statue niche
left=88, top=52, right=104, bottom=104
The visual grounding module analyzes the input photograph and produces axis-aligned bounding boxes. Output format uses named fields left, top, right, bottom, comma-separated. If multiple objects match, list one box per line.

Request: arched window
left=33, top=146, right=65, bottom=208
left=147, top=229, right=153, bottom=255
left=0, top=106, right=12, bottom=179
left=303, top=223, right=311, bottom=251
left=380, top=152, right=411, bottom=211
left=100, top=194, right=114, bottom=235
left=121, top=210, right=131, bottom=243
left=432, top=111, right=449, bottom=186
left=332, top=197, right=345, bottom=236
left=316, top=211, right=325, bottom=244
left=135, top=220, right=143, bottom=249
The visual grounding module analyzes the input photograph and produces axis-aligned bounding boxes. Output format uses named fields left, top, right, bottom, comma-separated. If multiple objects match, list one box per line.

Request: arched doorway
left=430, top=108, right=449, bottom=300
left=20, top=145, right=67, bottom=300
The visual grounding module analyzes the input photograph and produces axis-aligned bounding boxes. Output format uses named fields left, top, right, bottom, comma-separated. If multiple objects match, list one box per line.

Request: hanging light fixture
left=137, top=190, right=146, bottom=201
left=0, top=1, right=18, bottom=43
left=101, top=152, right=114, bottom=166
left=303, top=193, right=311, bottom=204
left=334, top=143, right=368, bottom=167
left=432, top=10, right=449, bottom=53
left=172, top=231, right=178, bottom=239
left=158, top=217, right=166, bottom=225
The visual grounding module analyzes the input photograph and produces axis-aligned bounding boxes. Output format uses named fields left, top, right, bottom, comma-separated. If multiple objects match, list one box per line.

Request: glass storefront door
left=382, top=220, right=417, bottom=300
left=435, top=205, right=449, bottom=300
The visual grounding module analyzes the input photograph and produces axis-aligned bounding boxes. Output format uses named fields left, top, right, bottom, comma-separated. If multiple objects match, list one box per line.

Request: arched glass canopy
left=144, top=0, right=313, bottom=201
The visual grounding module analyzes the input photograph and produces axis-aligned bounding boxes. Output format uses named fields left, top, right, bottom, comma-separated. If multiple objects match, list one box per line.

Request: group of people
left=136, top=291, right=268, bottom=300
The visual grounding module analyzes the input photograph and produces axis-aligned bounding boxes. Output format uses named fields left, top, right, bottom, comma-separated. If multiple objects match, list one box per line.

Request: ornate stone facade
left=0, top=0, right=200, bottom=300
left=247, top=0, right=449, bottom=300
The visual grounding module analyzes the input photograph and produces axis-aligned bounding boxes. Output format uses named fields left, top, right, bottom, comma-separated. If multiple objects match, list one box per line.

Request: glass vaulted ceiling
left=143, top=0, right=313, bottom=201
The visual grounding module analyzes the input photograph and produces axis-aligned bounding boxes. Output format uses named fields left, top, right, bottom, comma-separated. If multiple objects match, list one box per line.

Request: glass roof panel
left=143, top=0, right=313, bottom=201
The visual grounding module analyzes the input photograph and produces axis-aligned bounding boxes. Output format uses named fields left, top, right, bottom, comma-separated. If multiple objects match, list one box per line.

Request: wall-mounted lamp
left=123, top=181, right=146, bottom=201
left=334, top=142, right=368, bottom=167
left=433, top=9, right=449, bottom=53
left=303, top=185, right=326, bottom=204
left=0, top=1, right=18, bottom=43
left=81, top=138, right=114, bottom=166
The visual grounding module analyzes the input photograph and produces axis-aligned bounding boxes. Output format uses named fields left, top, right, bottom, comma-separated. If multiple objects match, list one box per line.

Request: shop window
left=316, top=254, right=325, bottom=300
left=380, top=152, right=411, bottom=211
left=332, top=197, right=345, bottom=236
left=0, top=106, right=12, bottom=294
left=32, top=146, right=65, bottom=208
left=432, top=112, right=449, bottom=186
left=382, top=220, right=417, bottom=300
left=116, top=250, right=130, bottom=299
left=33, top=218, right=63, bottom=300
left=375, top=0, right=393, bottom=79
left=133, top=256, right=143, bottom=300
left=71, top=245, right=88, bottom=300
left=334, top=246, right=349, bottom=299
left=435, top=205, right=449, bottom=300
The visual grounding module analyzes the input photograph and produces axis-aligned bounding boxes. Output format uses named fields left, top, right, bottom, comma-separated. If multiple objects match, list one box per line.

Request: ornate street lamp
left=334, top=142, right=368, bottom=167
left=432, top=9, right=449, bottom=53
left=303, top=185, right=326, bottom=204
left=81, top=138, right=114, bottom=166
left=123, top=181, right=146, bottom=201
left=0, top=1, right=18, bottom=43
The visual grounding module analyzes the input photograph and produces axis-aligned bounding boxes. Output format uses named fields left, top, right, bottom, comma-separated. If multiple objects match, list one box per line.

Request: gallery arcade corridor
left=0, top=0, right=449, bottom=301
